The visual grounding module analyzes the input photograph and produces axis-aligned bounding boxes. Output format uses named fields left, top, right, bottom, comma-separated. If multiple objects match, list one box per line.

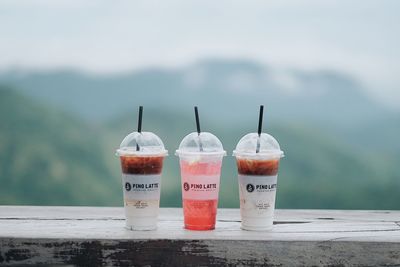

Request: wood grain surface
left=0, top=206, right=399, bottom=266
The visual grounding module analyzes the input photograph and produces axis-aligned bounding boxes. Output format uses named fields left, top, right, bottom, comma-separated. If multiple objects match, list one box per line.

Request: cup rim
left=175, top=150, right=227, bottom=157
left=116, top=148, right=168, bottom=157
left=233, top=150, right=284, bottom=159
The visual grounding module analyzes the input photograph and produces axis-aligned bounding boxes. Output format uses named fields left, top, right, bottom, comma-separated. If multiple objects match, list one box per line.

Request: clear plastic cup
left=116, top=132, right=168, bottom=230
left=176, top=132, right=226, bottom=230
left=233, top=133, right=284, bottom=231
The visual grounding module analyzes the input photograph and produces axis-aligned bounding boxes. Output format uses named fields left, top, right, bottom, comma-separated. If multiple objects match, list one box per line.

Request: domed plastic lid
left=233, top=133, right=284, bottom=159
left=116, top=131, right=168, bottom=157
left=175, top=132, right=226, bottom=156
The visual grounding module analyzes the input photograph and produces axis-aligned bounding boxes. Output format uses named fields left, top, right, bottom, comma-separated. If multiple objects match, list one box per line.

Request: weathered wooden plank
left=0, top=218, right=399, bottom=242
left=1, top=238, right=400, bottom=266
left=1, top=206, right=399, bottom=222
left=0, top=206, right=399, bottom=266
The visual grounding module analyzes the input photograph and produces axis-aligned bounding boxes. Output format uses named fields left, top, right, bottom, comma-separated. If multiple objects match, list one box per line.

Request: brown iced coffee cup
left=116, top=132, right=167, bottom=230
left=233, top=133, right=284, bottom=231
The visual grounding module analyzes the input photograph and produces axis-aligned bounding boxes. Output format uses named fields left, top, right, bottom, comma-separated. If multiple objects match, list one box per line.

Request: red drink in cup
left=176, top=132, right=226, bottom=230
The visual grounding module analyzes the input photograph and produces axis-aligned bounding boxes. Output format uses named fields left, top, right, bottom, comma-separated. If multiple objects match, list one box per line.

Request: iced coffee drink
left=233, top=133, right=284, bottom=231
left=117, top=132, right=167, bottom=230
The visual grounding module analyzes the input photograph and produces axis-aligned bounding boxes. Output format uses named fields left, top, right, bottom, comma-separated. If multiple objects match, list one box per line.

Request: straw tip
left=257, top=105, right=264, bottom=137
left=137, top=105, right=143, bottom=133
left=194, top=106, right=201, bottom=135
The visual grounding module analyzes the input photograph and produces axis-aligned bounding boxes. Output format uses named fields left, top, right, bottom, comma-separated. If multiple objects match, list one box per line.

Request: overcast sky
left=0, top=0, right=399, bottom=108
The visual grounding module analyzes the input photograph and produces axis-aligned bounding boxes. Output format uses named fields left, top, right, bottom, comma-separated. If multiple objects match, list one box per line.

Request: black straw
left=194, top=106, right=204, bottom=151
left=136, top=106, right=143, bottom=151
left=256, top=105, right=264, bottom=153
left=137, top=106, right=143, bottom=133
left=195, top=106, right=201, bottom=134
left=258, top=105, right=264, bottom=136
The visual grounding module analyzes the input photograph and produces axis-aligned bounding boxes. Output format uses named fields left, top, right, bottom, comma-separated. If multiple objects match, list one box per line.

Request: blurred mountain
left=0, top=59, right=394, bottom=123
left=0, top=59, right=399, bottom=209
left=0, top=86, right=121, bottom=205
left=1, top=59, right=398, bottom=155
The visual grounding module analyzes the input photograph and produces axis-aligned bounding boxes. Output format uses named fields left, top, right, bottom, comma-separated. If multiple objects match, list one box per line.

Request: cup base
left=241, top=224, right=273, bottom=231
left=125, top=216, right=157, bottom=231
left=184, top=224, right=215, bottom=231
left=241, top=216, right=273, bottom=231
left=125, top=225, right=157, bottom=231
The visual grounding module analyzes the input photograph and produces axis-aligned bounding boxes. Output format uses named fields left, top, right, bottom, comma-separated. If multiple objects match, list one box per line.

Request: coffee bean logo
left=125, top=182, right=131, bottom=191
left=246, top=183, right=255, bottom=193
left=183, top=182, right=190, bottom=191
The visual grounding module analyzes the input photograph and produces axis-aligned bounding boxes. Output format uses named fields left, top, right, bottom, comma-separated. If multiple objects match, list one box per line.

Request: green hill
left=0, top=86, right=121, bottom=206
left=1, top=86, right=398, bottom=209
left=2, top=59, right=398, bottom=159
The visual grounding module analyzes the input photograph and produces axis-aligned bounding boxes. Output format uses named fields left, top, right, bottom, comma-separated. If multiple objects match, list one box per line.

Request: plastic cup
left=233, top=133, right=284, bottom=231
left=176, top=132, right=226, bottom=230
left=116, top=132, right=168, bottom=230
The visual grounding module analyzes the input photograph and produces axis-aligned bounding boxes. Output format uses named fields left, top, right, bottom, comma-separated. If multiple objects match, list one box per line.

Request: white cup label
left=238, top=175, right=278, bottom=217
left=181, top=175, right=220, bottom=200
left=122, top=174, right=161, bottom=201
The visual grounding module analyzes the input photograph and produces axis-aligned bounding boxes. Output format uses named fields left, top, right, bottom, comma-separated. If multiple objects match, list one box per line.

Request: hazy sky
left=1, top=0, right=399, bottom=107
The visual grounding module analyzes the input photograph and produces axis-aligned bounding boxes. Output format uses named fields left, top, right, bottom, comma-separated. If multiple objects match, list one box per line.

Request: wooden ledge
left=0, top=206, right=399, bottom=266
